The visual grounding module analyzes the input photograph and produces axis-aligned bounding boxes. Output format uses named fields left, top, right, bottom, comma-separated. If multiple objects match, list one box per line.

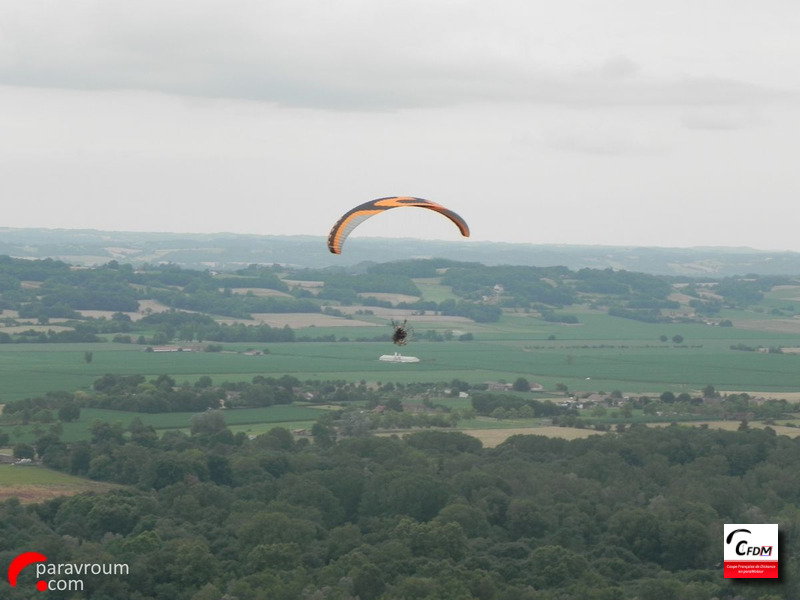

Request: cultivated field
left=0, top=465, right=119, bottom=504
left=2, top=299, right=800, bottom=402
left=283, top=280, right=324, bottom=295
left=732, top=318, right=800, bottom=334
left=646, top=420, right=800, bottom=437
left=411, top=278, right=459, bottom=303
left=389, top=419, right=800, bottom=449
left=357, top=292, right=420, bottom=304
left=249, top=313, right=376, bottom=327
left=335, top=305, right=473, bottom=323
left=157, top=313, right=378, bottom=328
left=227, top=287, right=293, bottom=298
left=0, top=325, right=73, bottom=333
left=77, top=299, right=174, bottom=321
left=459, top=426, right=607, bottom=447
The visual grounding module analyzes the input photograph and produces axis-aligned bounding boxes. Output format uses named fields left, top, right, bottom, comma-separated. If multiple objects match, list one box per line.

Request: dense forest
left=2, top=423, right=798, bottom=599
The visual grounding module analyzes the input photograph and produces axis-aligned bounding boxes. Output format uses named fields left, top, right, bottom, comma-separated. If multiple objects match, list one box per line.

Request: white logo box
left=723, top=524, right=779, bottom=579
left=724, top=524, right=778, bottom=561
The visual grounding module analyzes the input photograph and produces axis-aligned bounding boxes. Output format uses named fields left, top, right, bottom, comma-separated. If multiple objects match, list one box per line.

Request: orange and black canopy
left=327, top=196, right=470, bottom=254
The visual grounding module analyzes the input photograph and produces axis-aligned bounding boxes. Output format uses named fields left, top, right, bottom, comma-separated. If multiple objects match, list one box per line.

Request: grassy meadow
left=1, top=301, right=799, bottom=403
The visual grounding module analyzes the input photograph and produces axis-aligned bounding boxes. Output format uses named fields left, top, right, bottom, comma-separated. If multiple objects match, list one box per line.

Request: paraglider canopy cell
left=327, top=196, right=470, bottom=254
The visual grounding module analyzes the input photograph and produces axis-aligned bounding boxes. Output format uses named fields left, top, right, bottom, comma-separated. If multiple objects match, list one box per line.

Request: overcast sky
left=2, top=1, right=800, bottom=251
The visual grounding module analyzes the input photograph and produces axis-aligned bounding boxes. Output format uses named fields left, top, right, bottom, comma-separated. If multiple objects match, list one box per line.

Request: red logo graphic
left=8, top=552, right=48, bottom=592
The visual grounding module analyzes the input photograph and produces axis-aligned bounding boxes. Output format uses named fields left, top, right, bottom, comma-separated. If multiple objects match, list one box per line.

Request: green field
left=1, top=300, right=799, bottom=471
left=411, top=277, right=460, bottom=303
left=0, top=465, right=94, bottom=486
left=4, top=405, right=327, bottom=444
left=1, top=303, right=800, bottom=404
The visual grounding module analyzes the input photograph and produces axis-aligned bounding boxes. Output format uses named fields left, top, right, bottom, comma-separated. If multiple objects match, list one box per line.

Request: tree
left=660, top=391, right=676, bottom=404
left=278, top=374, right=300, bottom=390
left=385, top=397, right=403, bottom=412
left=190, top=410, right=227, bottom=436
left=85, top=493, right=143, bottom=537
left=90, top=421, right=125, bottom=445
left=144, top=453, right=208, bottom=489
left=257, top=427, right=295, bottom=451
left=13, top=443, right=35, bottom=459
left=42, top=442, right=69, bottom=470
left=154, top=374, right=176, bottom=390
left=207, top=454, right=233, bottom=486
left=194, top=375, right=213, bottom=389
left=58, top=403, right=81, bottom=423
left=643, top=402, right=659, bottom=415
left=129, top=418, right=158, bottom=446
left=34, top=433, right=60, bottom=458
left=634, top=578, right=682, bottom=600
left=311, top=421, right=335, bottom=448
left=512, top=377, right=530, bottom=392
left=191, top=584, right=223, bottom=600
left=671, top=334, right=684, bottom=344
left=351, top=563, right=385, bottom=600
left=340, top=410, right=370, bottom=437
left=435, top=503, right=491, bottom=538
left=69, top=442, right=92, bottom=475
left=84, top=351, right=93, bottom=364
left=527, top=545, right=589, bottom=589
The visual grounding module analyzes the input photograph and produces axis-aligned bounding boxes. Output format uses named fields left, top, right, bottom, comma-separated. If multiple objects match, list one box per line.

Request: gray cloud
left=541, top=120, right=669, bottom=157
left=544, top=131, right=666, bottom=157
left=0, top=1, right=793, bottom=111
left=680, top=107, right=759, bottom=131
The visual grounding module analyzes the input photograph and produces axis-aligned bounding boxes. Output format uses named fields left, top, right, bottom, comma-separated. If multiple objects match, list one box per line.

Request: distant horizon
left=2, top=225, right=799, bottom=255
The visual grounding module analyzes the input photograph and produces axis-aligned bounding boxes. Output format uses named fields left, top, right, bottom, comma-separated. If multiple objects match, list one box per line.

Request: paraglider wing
left=327, top=196, right=470, bottom=254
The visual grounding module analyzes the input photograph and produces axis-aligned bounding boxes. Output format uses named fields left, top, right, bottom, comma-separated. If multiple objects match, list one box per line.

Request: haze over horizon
left=1, top=224, right=799, bottom=256
left=2, top=1, right=800, bottom=252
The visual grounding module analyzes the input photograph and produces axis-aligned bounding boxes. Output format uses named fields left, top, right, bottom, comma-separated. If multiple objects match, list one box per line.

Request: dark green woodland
left=1, top=422, right=799, bottom=599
